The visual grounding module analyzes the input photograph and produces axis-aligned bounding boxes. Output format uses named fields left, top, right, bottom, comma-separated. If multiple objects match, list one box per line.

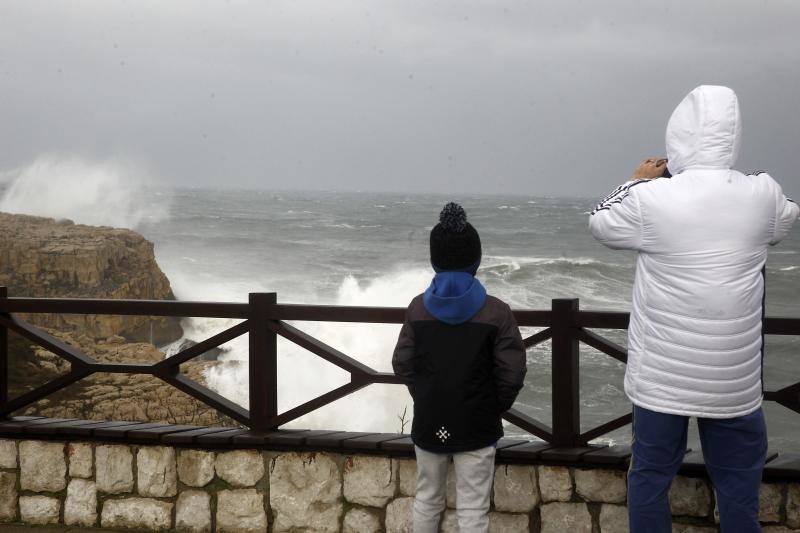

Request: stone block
left=19, top=440, right=66, bottom=492
left=760, top=483, right=783, bottom=523
left=787, top=483, right=800, bottom=529
left=599, top=504, right=629, bottom=533
left=343, top=506, right=383, bottom=533
left=385, top=497, right=414, bottom=533
left=96, top=444, right=133, bottom=494
left=176, top=490, right=212, bottom=533
left=216, top=449, right=265, bottom=487
left=0, top=440, right=17, bottom=469
left=575, top=467, right=627, bottom=503
left=19, top=495, right=60, bottom=525
left=538, top=465, right=573, bottom=502
left=669, top=476, right=711, bottom=517
left=344, top=455, right=397, bottom=507
left=440, top=509, right=459, bottom=533
left=270, top=452, right=342, bottom=532
left=217, top=488, right=267, bottom=533
left=762, top=527, right=800, bottom=533
left=64, top=478, right=97, bottom=527
left=397, top=458, right=417, bottom=496
left=67, top=442, right=93, bottom=479
left=101, top=497, right=173, bottom=530
left=540, top=502, right=592, bottom=533
left=178, top=449, right=216, bottom=488
left=137, top=446, right=177, bottom=497
left=489, top=511, right=530, bottom=532
left=493, top=464, right=539, bottom=512
left=0, top=472, right=17, bottom=521
left=672, top=525, right=718, bottom=533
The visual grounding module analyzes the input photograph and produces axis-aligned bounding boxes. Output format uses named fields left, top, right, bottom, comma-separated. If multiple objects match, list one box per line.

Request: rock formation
left=0, top=211, right=232, bottom=427
left=0, top=212, right=182, bottom=345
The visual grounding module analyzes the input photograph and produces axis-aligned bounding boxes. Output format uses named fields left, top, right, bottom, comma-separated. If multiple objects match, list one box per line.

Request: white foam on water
left=0, top=155, right=168, bottom=229
left=172, top=267, right=431, bottom=432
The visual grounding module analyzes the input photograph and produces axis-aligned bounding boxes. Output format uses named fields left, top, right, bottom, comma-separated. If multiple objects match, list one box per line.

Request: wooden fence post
left=249, top=292, right=278, bottom=431
left=551, top=298, right=580, bottom=447
left=0, top=287, right=7, bottom=418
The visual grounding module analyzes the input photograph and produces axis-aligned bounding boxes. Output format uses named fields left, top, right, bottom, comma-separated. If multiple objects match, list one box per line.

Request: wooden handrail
left=1, top=286, right=799, bottom=445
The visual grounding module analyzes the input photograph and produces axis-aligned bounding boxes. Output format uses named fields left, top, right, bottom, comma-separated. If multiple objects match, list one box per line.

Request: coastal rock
left=385, top=497, right=414, bottom=533
left=343, top=455, right=397, bottom=507
left=101, top=497, right=173, bottom=530
left=215, top=449, right=264, bottom=487
left=574, top=468, right=626, bottom=503
left=176, top=490, right=212, bottom=533
left=19, top=440, right=66, bottom=492
left=343, top=507, right=383, bottom=533
left=64, top=478, right=98, bottom=527
left=540, top=502, right=592, bottom=533
left=178, top=449, right=216, bottom=487
left=67, top=442, right=93, bottom=479
left=489, top=512, right=530, bottom=532
left=19, top=495, right=60, bottom=525
left=0, top=440, right=16, bottom=469
left=0, top=212, right=182, bottom=344
left=599, top=504, right=629, bottom=533
left=538, top=465, right=573, bottom=502
left=270, top=452, right=342, bottom=532
left=0, top=472, right=18, bottom=521
left=137, top=446, right=177, bottom=497
left=96, top=445, right=133, bottom=494
left=669, top=476, right=711, bottom=517
left=397, top=459, right=417, bottom=496
left=216, top=489, right=267, bottom=533
left=493, top=464, right=539, bottom=512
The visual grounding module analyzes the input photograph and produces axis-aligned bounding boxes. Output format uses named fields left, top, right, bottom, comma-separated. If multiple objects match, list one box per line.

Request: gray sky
left=1, top=0, right=798, bottom=197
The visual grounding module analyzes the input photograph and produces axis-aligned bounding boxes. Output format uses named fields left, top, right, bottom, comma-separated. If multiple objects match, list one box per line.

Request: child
left=392, top=202, right=527, bottom=533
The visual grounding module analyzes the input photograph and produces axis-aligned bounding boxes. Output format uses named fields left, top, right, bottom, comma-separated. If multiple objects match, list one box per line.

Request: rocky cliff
left=0, top=212, right=232, bottom=426
left=0, top=212, right=182, bottom=344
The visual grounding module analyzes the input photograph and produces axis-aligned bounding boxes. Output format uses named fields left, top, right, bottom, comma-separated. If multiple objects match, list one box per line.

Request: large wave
left=175, top=268, right=432, bottom=432
left=0, top=155, right=168, bottom=229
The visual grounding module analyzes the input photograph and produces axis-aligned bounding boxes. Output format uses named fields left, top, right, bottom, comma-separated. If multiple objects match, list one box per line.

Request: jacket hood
left=666, top=85, right=741, bottom=175
left=423, top=272, right=487, bottom=325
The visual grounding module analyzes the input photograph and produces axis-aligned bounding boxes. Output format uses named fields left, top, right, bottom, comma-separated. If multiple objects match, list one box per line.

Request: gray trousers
left=413, top=444, right=496, bottom=533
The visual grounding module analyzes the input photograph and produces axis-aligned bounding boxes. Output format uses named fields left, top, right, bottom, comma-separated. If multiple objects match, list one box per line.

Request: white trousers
left=413, top=445, right=496, bottom=533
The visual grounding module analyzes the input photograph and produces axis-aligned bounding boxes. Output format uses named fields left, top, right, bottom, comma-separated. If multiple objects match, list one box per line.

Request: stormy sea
left=130, top=188, right=800, bottom=450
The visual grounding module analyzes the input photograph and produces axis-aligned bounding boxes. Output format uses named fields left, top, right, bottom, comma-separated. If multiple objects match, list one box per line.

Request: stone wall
left=0, top=436, right=798, bottom=532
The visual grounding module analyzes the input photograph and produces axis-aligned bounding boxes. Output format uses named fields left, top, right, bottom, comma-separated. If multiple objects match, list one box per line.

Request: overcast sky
left=1, top=0, right=798, bottom=197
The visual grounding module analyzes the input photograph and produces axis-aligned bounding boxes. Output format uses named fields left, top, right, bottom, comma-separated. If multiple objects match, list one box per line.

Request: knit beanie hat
left=430, top=202, right=482, bottom=273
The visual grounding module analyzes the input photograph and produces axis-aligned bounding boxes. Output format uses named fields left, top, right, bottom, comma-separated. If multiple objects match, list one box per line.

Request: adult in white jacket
left=590, top=85, right=799, bottom=533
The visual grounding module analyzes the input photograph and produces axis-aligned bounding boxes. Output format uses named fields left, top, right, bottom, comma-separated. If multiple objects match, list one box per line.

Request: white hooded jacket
left=590, top=85, right=799, bottom=418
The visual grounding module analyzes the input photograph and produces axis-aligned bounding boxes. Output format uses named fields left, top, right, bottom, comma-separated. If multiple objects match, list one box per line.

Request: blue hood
left=423, top=272, right=487, bottom=325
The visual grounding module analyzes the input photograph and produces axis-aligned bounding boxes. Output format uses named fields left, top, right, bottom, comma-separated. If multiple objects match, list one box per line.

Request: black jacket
left=392, top=294, right=527, bottom=452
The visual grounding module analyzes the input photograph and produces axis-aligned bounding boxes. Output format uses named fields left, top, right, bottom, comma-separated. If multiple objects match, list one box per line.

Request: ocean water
left=130, top=189, right=800, bottom=450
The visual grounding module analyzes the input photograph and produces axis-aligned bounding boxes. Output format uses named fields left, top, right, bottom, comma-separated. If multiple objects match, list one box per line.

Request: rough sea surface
left=130, top=189, right=800, bottom=450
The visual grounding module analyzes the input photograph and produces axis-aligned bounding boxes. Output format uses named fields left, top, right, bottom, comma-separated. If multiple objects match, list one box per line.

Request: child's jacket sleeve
left=392, top=310, right=416, bottom=385
left=494, top=307, right=527, bottom=413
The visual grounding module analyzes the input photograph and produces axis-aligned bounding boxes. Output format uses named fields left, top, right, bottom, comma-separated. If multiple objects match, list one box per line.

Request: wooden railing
left=1, top=286, right=799, bottom=447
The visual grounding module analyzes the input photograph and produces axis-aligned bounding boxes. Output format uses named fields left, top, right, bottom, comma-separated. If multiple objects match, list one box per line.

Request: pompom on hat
left=429, top=202, right=482, bottom=273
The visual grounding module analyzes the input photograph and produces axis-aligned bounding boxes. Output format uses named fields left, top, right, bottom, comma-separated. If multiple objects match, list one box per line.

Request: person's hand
left=632, top=158, right=668, bottom=180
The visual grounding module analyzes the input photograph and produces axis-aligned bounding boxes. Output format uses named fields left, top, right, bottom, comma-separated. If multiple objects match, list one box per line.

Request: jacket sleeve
left=391, top=311, right=416, bottom=386
left=768, top=175, right=800, bottom=245
left=589, top=180, right=645, bottom=251
left=494, top=306, right=527, bottom=413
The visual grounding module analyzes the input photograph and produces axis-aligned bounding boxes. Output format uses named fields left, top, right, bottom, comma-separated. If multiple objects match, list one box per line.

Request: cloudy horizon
left=1, top=1, right=798, bottom=198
